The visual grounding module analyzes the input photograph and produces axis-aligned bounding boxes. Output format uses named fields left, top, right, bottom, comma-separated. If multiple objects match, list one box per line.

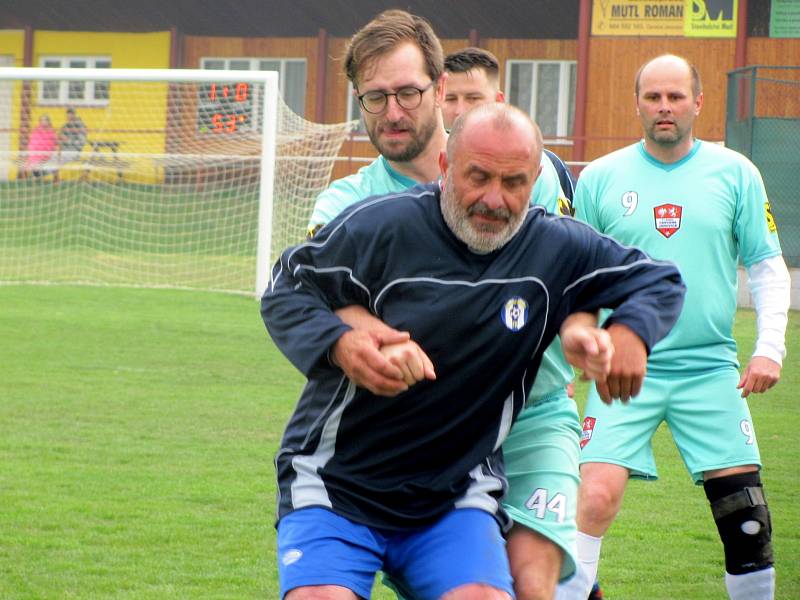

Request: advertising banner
left=591, top=1, right=737, bottom=38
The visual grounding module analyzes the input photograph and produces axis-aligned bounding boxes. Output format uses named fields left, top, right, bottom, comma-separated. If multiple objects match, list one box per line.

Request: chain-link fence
left=727, top=66, right=800, bottom=267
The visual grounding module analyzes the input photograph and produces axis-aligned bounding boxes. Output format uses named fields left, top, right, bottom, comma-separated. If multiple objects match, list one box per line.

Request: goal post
left=255, top=70, right=278, bottom=300
left=0, top=67, right=356, bottom=296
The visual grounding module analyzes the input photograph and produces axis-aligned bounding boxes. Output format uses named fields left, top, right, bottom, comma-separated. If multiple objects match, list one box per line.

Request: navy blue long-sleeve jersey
left=262, top=182, right=685, bottom=531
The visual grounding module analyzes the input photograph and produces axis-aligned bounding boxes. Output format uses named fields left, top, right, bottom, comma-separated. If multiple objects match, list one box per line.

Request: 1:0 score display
left=199, top=81, right=253, bottom=134
left=208, top=82, right=249, bottom=103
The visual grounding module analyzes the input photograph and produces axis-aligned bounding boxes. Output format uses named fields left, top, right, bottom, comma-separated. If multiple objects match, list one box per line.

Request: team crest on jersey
left=580, top=416, right=596, bottom=449
left=764, top=201, right=777, bottom=233
left=501, top=297, right=529, bottom=332
left=653, top=203, right=682, bottom=238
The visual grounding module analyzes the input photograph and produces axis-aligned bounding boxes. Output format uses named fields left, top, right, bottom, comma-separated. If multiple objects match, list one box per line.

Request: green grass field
left=0, top=180, right=261, bottom=294
left=0, top=179, right=314, bottom=294
left=1, top=285, right=798, bottom=599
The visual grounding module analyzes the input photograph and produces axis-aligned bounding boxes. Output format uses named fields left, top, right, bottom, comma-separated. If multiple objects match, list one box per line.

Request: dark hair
left=635, top=54, right=702, bottom=97
left=444, top=47, right=499, bottom=81
left=345, top=10, right=444, bottom=88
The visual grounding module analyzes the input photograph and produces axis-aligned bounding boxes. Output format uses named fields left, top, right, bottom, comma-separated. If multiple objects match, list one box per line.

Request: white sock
left=555, top=532, right=603, bottom=600
left=725, top=567, right=775, bottom=600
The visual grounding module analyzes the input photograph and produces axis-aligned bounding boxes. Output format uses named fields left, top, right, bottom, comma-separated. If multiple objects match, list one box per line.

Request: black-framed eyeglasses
left=357, top=83, right=433, bottom=114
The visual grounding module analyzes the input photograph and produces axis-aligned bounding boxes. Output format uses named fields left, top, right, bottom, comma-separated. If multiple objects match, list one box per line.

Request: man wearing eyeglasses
left=305, top=12, right=444, bottom=237
left=307, top=14, right=567, bottom=238
left=302, top=10, right=590, bottom=600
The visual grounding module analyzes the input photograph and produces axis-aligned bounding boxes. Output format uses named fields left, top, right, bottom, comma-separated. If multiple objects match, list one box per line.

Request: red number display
left=201, top=81, right=252, bottom=134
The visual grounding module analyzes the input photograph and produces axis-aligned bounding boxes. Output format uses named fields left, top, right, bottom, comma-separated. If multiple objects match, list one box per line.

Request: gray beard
left=439, top=183, right=527, bottom=253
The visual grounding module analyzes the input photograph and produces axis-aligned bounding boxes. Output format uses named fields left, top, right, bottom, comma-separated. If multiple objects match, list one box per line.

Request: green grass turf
left=0, top=179, right=311, bottom=293
left=0, top=285, right=797, bottom=599
left=0, top=180, right=259, bottom=254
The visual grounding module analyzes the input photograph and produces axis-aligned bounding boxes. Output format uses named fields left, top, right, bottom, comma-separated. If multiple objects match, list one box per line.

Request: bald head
left=446, top=103, right=542, bottom=167
left=438, top=103, right=543, bottom=253
left=634, top=53, right=704, bottom=162
left=635, top=54, right=702, bottom=98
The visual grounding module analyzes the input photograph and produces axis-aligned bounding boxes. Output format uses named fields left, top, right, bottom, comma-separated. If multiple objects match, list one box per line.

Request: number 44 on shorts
left=524, top=488, right=567, bottom=523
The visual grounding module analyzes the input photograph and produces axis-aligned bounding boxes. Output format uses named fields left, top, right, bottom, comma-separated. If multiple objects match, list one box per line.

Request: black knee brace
left=704, top=471, right=773, bottom=575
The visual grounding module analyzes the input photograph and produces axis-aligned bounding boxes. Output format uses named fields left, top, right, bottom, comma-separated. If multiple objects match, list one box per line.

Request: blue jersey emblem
left=501, top=297, right=529, bottom=332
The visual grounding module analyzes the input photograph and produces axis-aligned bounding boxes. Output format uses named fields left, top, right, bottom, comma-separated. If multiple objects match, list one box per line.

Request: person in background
left=58, top=107, right=87, bottom=163
left=25, top=114, right=57, bottom=178
left=556, top=54, right=790, bottom=600
left=442, top=47, right=576, bottom=208
left=308, top=21, right=567, bottom=239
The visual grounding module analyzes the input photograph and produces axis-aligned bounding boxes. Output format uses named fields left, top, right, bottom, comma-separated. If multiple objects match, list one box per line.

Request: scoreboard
left=197, top=81, right=254, bottom=134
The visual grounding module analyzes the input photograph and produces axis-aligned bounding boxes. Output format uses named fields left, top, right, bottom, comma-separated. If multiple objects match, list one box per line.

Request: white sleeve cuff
left=752, top=339, right=785, bottom=366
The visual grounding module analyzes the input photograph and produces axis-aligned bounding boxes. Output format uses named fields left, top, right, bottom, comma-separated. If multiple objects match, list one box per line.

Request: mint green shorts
left=502, top=389, right=581, bottom=582
left=579, top=366, right=762, bottom=484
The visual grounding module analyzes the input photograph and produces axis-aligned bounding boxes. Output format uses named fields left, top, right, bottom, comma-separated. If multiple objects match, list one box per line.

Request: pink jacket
left=27, top=125, right=57, bottom=167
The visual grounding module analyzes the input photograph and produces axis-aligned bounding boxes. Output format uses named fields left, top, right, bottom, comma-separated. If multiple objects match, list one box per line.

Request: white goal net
left=0, top=68, right=356, bottom=295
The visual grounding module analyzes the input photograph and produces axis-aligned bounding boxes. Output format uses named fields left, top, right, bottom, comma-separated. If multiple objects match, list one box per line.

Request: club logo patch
left=764, top=201, right=777, bottom=233
left=653, top=203, right=682, bottom=238
left=500, top=297, right=529, bottom=332
left=580, top=416, right=596, bottom=449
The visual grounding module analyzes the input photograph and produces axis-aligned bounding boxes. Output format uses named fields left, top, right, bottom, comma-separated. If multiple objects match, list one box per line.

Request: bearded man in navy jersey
left=261, top=103, right=685, bottom=600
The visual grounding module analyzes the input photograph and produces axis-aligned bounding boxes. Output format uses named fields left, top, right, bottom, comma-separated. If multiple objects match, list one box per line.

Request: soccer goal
left=0, top=67, right=356, bottom=296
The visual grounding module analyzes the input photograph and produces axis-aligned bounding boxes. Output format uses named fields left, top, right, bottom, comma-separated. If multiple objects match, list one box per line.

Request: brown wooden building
left=3, top=0, right=799, bottom=179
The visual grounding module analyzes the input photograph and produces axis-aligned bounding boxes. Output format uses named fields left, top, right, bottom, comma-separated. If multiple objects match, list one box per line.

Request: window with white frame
left=201, top=57, right=307, bottom=117
left=505, top=60, right=576, bottom=140
left=346, top=81, right=367, bottom=134
left=39, top=57, right=111, bottom=105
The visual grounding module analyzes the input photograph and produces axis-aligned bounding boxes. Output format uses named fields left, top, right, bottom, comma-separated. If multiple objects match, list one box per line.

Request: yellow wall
left=33, top=30, right=170, bottom=68
left=0, top=29, right=25, bottom=64
left=0, top=31, right=25, bottom=179
left=15, top=31, right=171, bottom=181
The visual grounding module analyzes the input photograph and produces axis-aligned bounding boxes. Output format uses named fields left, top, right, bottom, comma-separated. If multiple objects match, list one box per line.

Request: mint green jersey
left=309, top=151, right=574, bottom=398
left=309, top=156, right=418, bottom=232
left=309, top=152, right=566, bottom=231
left=575, top=140, right=782, bottom=373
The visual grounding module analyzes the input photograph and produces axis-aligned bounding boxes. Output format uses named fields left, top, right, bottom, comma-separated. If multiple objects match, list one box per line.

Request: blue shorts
left=277, top=507, right=513, bottom=599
